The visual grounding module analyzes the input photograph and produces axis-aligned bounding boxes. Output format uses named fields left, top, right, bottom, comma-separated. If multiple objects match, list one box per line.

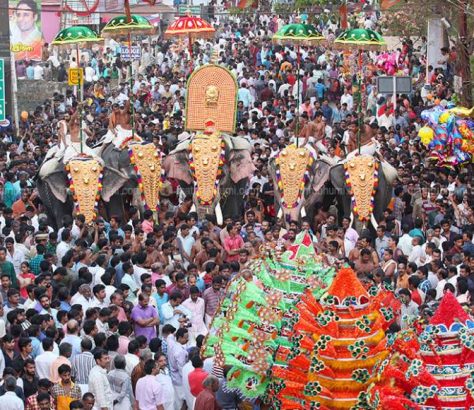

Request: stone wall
left=17, top=80, right=69, bottom=112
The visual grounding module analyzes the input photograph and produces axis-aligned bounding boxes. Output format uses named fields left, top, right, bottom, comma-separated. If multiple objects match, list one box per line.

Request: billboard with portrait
left=9, top=0, right=44, bottom=61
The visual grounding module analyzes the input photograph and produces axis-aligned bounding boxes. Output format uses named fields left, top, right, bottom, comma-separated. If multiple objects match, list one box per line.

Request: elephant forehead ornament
left=189, top=130, right=226, bottom=206
left=344, top=155, right=379, bottom=225
left=65, top=158, right=103, bottom=224
left=275, top=145, right=313, bottom=211
left=128, top=143, right=165, bottom=211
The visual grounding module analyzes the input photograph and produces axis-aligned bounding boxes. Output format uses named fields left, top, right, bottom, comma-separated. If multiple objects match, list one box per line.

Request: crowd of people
left=0, top=5, right=473, bottom=410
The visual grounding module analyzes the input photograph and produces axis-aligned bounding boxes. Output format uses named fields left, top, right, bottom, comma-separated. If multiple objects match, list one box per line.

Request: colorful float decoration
left=359, top=327, right=439, bottom=409
left=128, top=143, right=165, bottom=211
left=417, top=291, right=474, bottom=409
left=202, top=231, right=335, bottom=399
left=418, top=104, right=474, bottom=168
left=65, top=158, right=103, bottom=223
left=343, top=155, right=379, bottom=225
left=275, top=145, right=314, bottom=211
left=269, top=267, right=398, bottom=409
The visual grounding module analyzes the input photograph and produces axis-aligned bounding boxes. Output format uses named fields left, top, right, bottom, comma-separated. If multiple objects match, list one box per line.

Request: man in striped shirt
left=70, top=339, right=95, bottom=394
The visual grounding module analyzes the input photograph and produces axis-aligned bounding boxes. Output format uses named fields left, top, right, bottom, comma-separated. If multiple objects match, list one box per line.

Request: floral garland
left=128, top=146, right=165, bottom=211
left=344, top=159, right=379, bottom=222
left=65, top=160, right=103, bottom=221
left=275, top=149, right=314, bottom=209
left=188, top=138, right=226, bottom=206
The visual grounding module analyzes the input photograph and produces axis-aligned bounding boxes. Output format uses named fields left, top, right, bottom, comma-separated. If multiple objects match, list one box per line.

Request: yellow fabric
left=57, top=395, right=74, bottom=410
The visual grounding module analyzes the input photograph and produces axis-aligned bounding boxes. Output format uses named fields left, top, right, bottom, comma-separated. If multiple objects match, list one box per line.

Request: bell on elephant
left=128, top=142, right=165, bottom=213
left=65, top=157, right=104, bottom=224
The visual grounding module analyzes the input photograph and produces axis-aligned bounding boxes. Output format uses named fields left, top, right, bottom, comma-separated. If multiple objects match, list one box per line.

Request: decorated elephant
left=162, top=131, right=255, bottom=224
left=268, top=145, right=334, bottom=224
left=329, top=154, right=398, bottom=230
left=99, top=138, right=165, bottom=219
left=36, top=159, right=75, bottom=230
left=36, top=143, right=104, bottom=229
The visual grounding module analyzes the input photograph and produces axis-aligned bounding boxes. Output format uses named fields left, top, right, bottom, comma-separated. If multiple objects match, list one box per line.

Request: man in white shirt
left=408, top=237, right=426, bottom=266
left=33, top=64, right=44, bottom=80
left=56, top=229, right=72, bottom=266
left=89, top=349, right=114, bottom=410
left=399, top=288, right=419, bottom=329
left=398, top=227, right=414, bottom=256
left=84, top=63, right=95, bottom=83
left=0, top=377, right=23, bottom=409
left=162, top=292, right=191, bottom=329
left=181, top=287, right=207, bottom=344
left=35, top=338, right=57, bottom=379
left=340, top=89, right=354, bottom=111
left=167, top=328, right=189, bottom=410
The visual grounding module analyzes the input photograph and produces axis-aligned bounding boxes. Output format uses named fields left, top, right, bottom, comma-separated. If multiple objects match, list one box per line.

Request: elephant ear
left=228, top=149, right=256, bottom=183
left=380, top=160, right=398, bottom=185
left=223, top=134, right=253, bottom=151
left=162, top=151, right=193, bottom=185
left=38, top=157, right=69, bottom=203
left=101, top=168, right=129, bottom=203
left=311, top=158, right=332, bottom=193
left=169, top=140, right=191, bottom=155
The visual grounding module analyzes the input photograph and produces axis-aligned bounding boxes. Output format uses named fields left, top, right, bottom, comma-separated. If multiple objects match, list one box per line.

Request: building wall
left=17, top=80, right=68, bottom=112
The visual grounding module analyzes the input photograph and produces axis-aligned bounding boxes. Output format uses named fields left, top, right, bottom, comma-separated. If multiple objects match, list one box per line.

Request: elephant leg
left=105, top=192, right=126, bottom=220
left=220, top=179, right=246, bottom=220
left=36, top=179, right=73, bottom=230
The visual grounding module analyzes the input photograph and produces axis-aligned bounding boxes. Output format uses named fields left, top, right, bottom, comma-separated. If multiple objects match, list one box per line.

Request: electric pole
left=458, top=0, right=472, bottom=106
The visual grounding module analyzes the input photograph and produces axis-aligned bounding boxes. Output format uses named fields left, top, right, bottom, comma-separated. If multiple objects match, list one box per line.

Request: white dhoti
left=63, top=141, right=99, bottom=164
left=173, top=385, right=185, bottom=410
left=111, top=391, right=131, bottom=410
left=102, top=125, right=140, bottom=148
left=346, top=141, right=378, bottom=160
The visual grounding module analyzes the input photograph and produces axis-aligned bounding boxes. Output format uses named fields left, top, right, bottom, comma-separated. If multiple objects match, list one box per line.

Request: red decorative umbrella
left=164, top=11, right=215, bottom=69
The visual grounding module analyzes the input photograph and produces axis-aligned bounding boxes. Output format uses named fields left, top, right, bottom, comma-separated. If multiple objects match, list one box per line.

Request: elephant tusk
left=277, top=207, right=283, bottom=219
left=350, top=211, right=354, bottom=230
left=215, top=202, right=223, bottom=226
left=190, top=203, right=197, bottom=213
left=301, top=206, right=306, bottom=218
left=371, top=213, right=379, bottom=231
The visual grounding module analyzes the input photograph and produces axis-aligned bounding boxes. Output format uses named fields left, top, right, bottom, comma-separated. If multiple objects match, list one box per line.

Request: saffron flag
left=380, top=0, right=402, bottom=9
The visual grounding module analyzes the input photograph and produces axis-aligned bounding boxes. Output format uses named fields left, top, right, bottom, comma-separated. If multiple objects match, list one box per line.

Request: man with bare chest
left=109, top=99, right=132, bottom=135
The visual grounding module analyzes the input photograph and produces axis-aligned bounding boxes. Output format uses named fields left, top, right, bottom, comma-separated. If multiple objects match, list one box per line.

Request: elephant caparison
left=163, top=132, right=256, bottom=224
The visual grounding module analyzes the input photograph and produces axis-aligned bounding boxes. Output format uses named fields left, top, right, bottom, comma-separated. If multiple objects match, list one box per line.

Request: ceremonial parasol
left=334, top=28, right=386, bottom=153
left=52, top=26, right=103, bottom=153
left=272, top=23, right=325, bottom=139
left=164, top=11, right=215, bottom=70
left=101, top=15, right=154, bottom=136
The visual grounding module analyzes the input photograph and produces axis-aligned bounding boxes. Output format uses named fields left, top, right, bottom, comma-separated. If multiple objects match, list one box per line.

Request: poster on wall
left=9, top=0, right=44, bottom=61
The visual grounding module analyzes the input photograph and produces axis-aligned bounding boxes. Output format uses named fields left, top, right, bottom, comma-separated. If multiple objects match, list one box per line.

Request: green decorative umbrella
left=273, top=23, right=325, bottom=46
left=334, top=28, right=386, bottom=50
left=272, top=23, right=325, bottom=140
left=334, top=28, right=386, bottom=153
left=51, top=26, right=104, bottom=46
left=101, top=14, right=155, bottom=37
left=52, top=26, right=103, bottom=154
left=101, top=15, right=154, bottom=137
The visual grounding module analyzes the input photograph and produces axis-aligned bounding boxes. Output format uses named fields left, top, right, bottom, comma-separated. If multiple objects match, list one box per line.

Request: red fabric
left=339, top=4, right=348, bottom=29
left=411, top=289, right=422, bottom=306
left=189, top=368, right=209, bottom=397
